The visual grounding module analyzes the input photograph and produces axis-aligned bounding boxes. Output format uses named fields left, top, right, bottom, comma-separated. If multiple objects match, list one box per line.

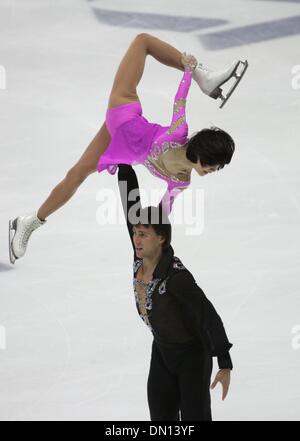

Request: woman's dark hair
left=186, top=126, right=235, bottom=169
left=134, top=205, right=171, bottom=252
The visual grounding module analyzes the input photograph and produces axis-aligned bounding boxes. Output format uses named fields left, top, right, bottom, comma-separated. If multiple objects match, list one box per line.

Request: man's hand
left=210, top=369, right=231, bottom=400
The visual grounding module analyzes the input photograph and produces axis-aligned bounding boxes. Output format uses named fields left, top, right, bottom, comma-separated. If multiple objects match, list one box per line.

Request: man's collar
left=152, top=245, right=174, bottom=280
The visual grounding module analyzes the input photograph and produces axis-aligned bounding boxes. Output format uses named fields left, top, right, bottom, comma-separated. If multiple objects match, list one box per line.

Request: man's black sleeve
left=117, top=164, right=141, bottom=258
left=168, top=271, right=233, bottom=370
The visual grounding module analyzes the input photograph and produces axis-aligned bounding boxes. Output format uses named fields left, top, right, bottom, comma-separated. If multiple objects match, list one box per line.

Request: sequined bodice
left=143, top=141, right=190, bottom=185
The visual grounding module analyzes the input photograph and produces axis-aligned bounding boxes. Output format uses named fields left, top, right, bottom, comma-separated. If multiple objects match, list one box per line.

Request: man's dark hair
left=186, top=126, right=235, bottom=169
left=134, top=205, right=171, bottom=251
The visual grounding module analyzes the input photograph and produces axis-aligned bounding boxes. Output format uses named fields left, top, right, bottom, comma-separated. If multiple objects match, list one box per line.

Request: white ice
left=0, top=0, right=300, bottom=421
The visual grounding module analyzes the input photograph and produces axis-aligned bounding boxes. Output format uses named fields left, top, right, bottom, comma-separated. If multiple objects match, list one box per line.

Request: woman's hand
left=210, top=368, right=231, bottom=400
left=181, top=52, right=198, bottom=72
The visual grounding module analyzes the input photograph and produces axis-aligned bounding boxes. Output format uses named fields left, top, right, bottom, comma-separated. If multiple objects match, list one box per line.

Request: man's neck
left=142, top=249, right=162, bottom=277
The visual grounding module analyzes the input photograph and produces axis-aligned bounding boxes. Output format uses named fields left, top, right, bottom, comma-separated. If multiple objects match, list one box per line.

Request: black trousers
left=147, top=338, right=213, bottom=421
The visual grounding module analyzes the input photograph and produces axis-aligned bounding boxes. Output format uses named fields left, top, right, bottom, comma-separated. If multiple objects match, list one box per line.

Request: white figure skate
left=9, top=213, right=46, bottom=264
left=192, top=59, right=249, bottom=108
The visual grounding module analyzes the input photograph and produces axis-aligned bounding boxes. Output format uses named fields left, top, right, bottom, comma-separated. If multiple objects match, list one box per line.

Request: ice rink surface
left=0, top=0, right=299, bottom=421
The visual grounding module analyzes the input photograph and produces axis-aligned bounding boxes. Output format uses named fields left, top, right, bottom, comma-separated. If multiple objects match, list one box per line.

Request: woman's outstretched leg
left=37, top=122, right=111, bottom=220
left=9, top=122, right=111, bottom=263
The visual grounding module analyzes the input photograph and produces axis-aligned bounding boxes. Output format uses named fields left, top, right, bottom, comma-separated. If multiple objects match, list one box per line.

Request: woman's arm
left=168, top=68, right=193, bottom=138
left=144, top=58, right=196, bottom=215
left=168, top=52, right=198, bottom=135
left=152, top=66, right=193, bottom=153
left=154, top=68, right=194, bottom=215
left=117, top=164, right=141, bottom=257
left=159, top=184, right=188, bottom=216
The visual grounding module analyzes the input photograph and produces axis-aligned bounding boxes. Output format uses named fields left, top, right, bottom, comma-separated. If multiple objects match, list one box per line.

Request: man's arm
left=117, top=164, right=141, bottom=256
left=168, top=271, right=233, bottom=370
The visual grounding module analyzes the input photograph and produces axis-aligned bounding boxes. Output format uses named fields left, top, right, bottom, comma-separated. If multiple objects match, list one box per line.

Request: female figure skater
left=9, top=33, right=248, bottom=263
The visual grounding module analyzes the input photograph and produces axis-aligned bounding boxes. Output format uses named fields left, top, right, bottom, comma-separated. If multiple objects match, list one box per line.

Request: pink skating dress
left=97, top=68, right=193, bottom=214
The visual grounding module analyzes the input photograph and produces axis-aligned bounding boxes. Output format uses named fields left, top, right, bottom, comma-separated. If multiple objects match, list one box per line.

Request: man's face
left=193, top=161, right=220, bottom=177
left=133, top=224, right=164, bottom=258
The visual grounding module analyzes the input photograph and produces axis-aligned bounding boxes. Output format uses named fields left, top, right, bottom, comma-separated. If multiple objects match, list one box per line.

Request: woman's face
left=193, top=161, right=220, bottom=176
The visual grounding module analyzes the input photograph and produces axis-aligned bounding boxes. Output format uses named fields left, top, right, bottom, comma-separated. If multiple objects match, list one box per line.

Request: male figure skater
left=117, top=164, right=233, bottom=421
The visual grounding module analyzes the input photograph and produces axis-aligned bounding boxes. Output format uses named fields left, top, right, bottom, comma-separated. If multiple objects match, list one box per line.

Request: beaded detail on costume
left=173, top=256, right=186, bottom=270
left=143, top=141, right=190, bottom=184
left=133, top=259, right=143, bottom=273
left=173, top=98, right=186, bottom=113
left=133, top=263, right=161, bottom=331
left=167, top=115, right=186, bottom=135
left=167, top=96, right=187, bottom=134
left=158, top=278, right=168, bottom=295
left=132, top=256, right=185, bottom=331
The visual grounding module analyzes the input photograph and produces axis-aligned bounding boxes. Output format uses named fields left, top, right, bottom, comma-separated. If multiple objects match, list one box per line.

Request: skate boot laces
left=19, top=218, right=41, bottom=251
left=197, top=62, right=210, bottom=72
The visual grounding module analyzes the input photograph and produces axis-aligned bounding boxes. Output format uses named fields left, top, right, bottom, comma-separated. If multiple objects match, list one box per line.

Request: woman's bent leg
left=37, top=122, right=111, bottom=220
left=108, top=33, right=185, bottom=109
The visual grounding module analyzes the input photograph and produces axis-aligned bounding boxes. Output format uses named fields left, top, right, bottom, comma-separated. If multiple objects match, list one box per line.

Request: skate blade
left=219, top=60, right=249, bottom=109
left=9, top=219, right=17, bottom=264
left=209, top=87, right=222, bottom=100
left=209, top=60, right=241, bottom=100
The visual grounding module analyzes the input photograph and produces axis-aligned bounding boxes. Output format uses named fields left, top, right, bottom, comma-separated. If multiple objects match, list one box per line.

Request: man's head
left=186, top=126, right=235, bottom=176
left=133, top=206, right=171, bottom=259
